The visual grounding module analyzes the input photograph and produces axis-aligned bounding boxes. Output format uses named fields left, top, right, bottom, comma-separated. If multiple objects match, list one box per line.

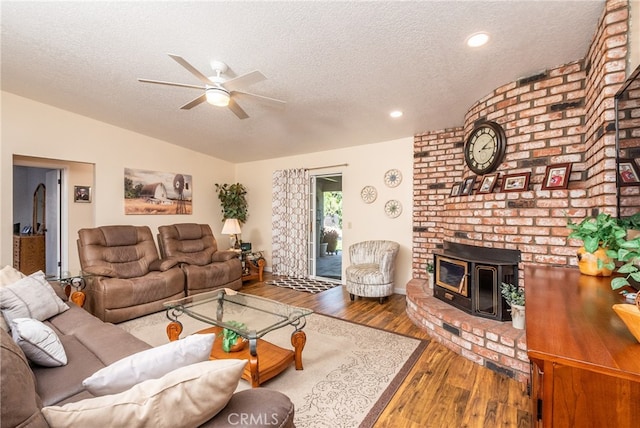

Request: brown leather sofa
left=157, top=223, right=243, bottom=296
left=77, top=225, right=186, bottom=323
left=0, top=289, right=295, bottom=428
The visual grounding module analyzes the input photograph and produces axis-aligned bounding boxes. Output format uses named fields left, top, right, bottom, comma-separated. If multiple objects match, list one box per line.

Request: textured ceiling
left=1, top=1, right=605, bottom=163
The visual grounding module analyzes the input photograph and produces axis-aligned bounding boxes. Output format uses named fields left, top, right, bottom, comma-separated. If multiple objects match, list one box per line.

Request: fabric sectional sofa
left=0, top=267, right=295, bottom=427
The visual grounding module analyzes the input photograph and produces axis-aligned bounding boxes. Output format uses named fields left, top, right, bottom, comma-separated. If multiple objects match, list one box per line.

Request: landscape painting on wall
left=124, top=168, right=192, bottom=215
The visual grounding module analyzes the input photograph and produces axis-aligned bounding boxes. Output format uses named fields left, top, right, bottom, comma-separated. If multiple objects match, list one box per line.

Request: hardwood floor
left=242, top=275, right=531, bottom=428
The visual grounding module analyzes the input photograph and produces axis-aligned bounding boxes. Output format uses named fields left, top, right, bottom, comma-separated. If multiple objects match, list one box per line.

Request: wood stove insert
left=434, top=242, right=520, bottom=321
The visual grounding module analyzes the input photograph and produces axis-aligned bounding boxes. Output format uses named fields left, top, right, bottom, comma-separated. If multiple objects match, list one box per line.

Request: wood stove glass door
left=474, top=265, right=498, bottom=317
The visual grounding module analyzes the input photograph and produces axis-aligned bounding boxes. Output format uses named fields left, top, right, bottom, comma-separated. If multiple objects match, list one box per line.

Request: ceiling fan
left=138, top=54, right=285, bottom=119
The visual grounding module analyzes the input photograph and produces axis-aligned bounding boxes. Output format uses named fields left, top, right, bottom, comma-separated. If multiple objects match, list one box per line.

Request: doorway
left=311, top=174, right=342, bottom=280
left=13, top=164, right=62, bottom=277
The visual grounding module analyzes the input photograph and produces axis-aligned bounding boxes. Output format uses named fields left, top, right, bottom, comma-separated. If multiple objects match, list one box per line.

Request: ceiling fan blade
left=232, top=90, right=286, bottom=108
left=180, top=94, right=207, bottom=110
left=223, top=70, right=266, bottom=92
left=168, top=54, right=213, bottom=85
left=227, top=98, right=249, bottom=119
left=138, top=78, right=205, bottom=90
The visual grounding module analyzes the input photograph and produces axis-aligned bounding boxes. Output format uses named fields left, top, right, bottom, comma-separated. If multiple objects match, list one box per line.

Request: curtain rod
left=306, top=163, right=349, bottom=171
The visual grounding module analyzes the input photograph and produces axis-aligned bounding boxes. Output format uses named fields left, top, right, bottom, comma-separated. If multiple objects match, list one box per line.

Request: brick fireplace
left=408, top=0, right=631, bottom=385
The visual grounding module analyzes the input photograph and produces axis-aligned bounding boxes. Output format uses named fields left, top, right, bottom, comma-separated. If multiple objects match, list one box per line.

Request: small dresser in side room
left=13, top=234, right=45, bottom=275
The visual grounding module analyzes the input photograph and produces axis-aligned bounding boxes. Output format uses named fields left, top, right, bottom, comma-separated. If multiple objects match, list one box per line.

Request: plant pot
left=223, top=337, right=247, bottom=353
left=320, top=242, right=328, bottom=257
left=426, top=272, right=434, bottom=289
left=510, top=304, right=525, bottom=329
left=577, top=246, right=613, bottom=277
left=612, top=303, right=640, bottom=343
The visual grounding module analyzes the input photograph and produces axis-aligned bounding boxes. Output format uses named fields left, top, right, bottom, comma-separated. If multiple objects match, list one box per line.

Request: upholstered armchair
left=77, top=225, right=186, bottom=323
left=345, top=240, right=399, bottom=304
left=157, top=223, right=243, bottom=296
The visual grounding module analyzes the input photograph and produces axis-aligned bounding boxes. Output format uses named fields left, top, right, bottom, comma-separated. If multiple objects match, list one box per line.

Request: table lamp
left=221, top=218, right=242, bottom=249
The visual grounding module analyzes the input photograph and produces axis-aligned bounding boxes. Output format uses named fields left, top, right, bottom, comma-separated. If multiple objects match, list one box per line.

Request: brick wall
left=412, top=0, right=630, bottom=281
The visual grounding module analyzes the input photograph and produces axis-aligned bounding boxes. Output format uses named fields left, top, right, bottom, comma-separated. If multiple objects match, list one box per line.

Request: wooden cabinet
left=13, top=234, right=45, bottom=275
left=525, top=265, right=640, bottom=427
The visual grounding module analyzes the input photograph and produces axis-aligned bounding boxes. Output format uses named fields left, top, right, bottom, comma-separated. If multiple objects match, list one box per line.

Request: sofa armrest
left=149, top=258, right=180, bottom=272
left=81, top=265, right=118, bottom=278
left=212, top=251, right=240, bottom=263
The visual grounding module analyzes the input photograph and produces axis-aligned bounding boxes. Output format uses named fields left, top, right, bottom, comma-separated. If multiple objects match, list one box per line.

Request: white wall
left=236, top=137, right=414, bottom=293
left=1, top=92, right=236, bottom=273
left=2, top=92, right=415, bottom=293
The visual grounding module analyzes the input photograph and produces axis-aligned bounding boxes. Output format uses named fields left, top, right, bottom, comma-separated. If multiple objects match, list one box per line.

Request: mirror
left=615, top=64, right=640, bottom=217
left=33, top=183, right=45, bottom=235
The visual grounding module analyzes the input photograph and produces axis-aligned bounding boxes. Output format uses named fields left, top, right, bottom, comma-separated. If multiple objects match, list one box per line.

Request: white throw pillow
left=0, top=271, right=69, bottom=327
left=42, top=359, right=247, bottom=428
left=83, top=333, right=216, bottom=395
left=0, top=265, right=25, bottom=286
left=11, top=318, right=67, bottom=367
left=0, top=265, right=26, bottom=332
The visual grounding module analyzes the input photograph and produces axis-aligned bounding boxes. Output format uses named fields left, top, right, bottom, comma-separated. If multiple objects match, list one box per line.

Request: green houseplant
left=567, top=212, right=627, bottom=276
left=608, top=235, right=640, bottom=290
left=322, top=228, right=339, bottom=254
left=215, top=183, right=248, bottom=223
left=222, top=321, right=247, bottom=353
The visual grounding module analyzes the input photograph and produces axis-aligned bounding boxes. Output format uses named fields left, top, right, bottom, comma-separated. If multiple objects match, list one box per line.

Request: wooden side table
left=241, top=251, right=265, bottom=282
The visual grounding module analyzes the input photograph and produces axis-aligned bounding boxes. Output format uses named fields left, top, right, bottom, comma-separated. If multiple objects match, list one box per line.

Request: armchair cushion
left=77, top=226, right=161, bottom=279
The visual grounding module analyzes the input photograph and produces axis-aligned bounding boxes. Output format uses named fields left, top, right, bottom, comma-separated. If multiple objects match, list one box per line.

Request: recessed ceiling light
left=390, top=110, right=403, bottom=118
left=466, top=32, right=489, bottom=48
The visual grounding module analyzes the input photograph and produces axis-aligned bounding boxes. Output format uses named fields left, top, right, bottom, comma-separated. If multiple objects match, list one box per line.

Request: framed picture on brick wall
left=618, top=159, right=640, bottom=186
left=460, top=176, right=476, bottom=196
left=501, top=172, right=530, bottom=192
left=450, top=182, right=462, bottom=197
left=477, top=173, right=499, bottom=194
left=542, top=163, right=572, bottom=190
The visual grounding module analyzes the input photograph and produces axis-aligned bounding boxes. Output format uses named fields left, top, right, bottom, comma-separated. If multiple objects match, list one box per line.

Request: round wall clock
left=360, top=185, right=377, bottom=204
left=384, top=169, right=402, bottom=187
left=464, top=121, right=507, bottom=175
left=384, top=200, right=402, bottom=218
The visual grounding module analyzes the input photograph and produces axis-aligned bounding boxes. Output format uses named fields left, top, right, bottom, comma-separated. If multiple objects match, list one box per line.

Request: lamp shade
left=206, top=87, right=230, bottom=107
left=221, top=218, right=242, bottom=235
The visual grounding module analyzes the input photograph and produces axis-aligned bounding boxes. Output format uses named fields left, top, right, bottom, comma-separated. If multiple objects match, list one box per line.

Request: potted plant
left=214, top=183, right=248, bottom=223
left=567, top=212, right=627, bottom=276
left=222, top=320, right=247, bottom=353
left=322, top=228, right=339, bottom=254
left=501, top=282, right=525, bottom=329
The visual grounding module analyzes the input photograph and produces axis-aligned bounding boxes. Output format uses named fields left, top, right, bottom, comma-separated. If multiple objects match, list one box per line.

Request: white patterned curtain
left=272, top=169, right=309, bottom=278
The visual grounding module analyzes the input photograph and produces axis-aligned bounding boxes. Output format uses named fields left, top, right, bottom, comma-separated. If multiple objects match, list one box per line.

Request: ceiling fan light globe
left=205, top=87, right=230, bottom=107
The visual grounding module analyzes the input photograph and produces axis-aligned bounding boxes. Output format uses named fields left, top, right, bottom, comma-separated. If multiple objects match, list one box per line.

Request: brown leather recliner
left=157, top=223, right=243, bottom=296
left=77, top=225, right=186, bottom=323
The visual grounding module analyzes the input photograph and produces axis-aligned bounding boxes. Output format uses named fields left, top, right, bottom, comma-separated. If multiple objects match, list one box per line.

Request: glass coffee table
left=163, top=288, right=313, bottom=387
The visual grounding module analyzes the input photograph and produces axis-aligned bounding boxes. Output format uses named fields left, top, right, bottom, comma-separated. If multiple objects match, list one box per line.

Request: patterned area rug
left=119, top=311, right=427, bottom=428
left=266, top=276, right=341, bottom=294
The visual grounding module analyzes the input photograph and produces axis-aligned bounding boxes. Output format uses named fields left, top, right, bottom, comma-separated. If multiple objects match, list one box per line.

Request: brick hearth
left=406, top=279, right=529, bottom=384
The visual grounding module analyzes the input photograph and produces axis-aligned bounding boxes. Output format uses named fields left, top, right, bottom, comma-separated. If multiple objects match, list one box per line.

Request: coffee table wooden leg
left=291, top=330, right=307, bottom=370
left=166, top=321, right=183, bottom=342
left=70, top=291, right=86, bottom=307
left=249, top=338, right=260, bottom=387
